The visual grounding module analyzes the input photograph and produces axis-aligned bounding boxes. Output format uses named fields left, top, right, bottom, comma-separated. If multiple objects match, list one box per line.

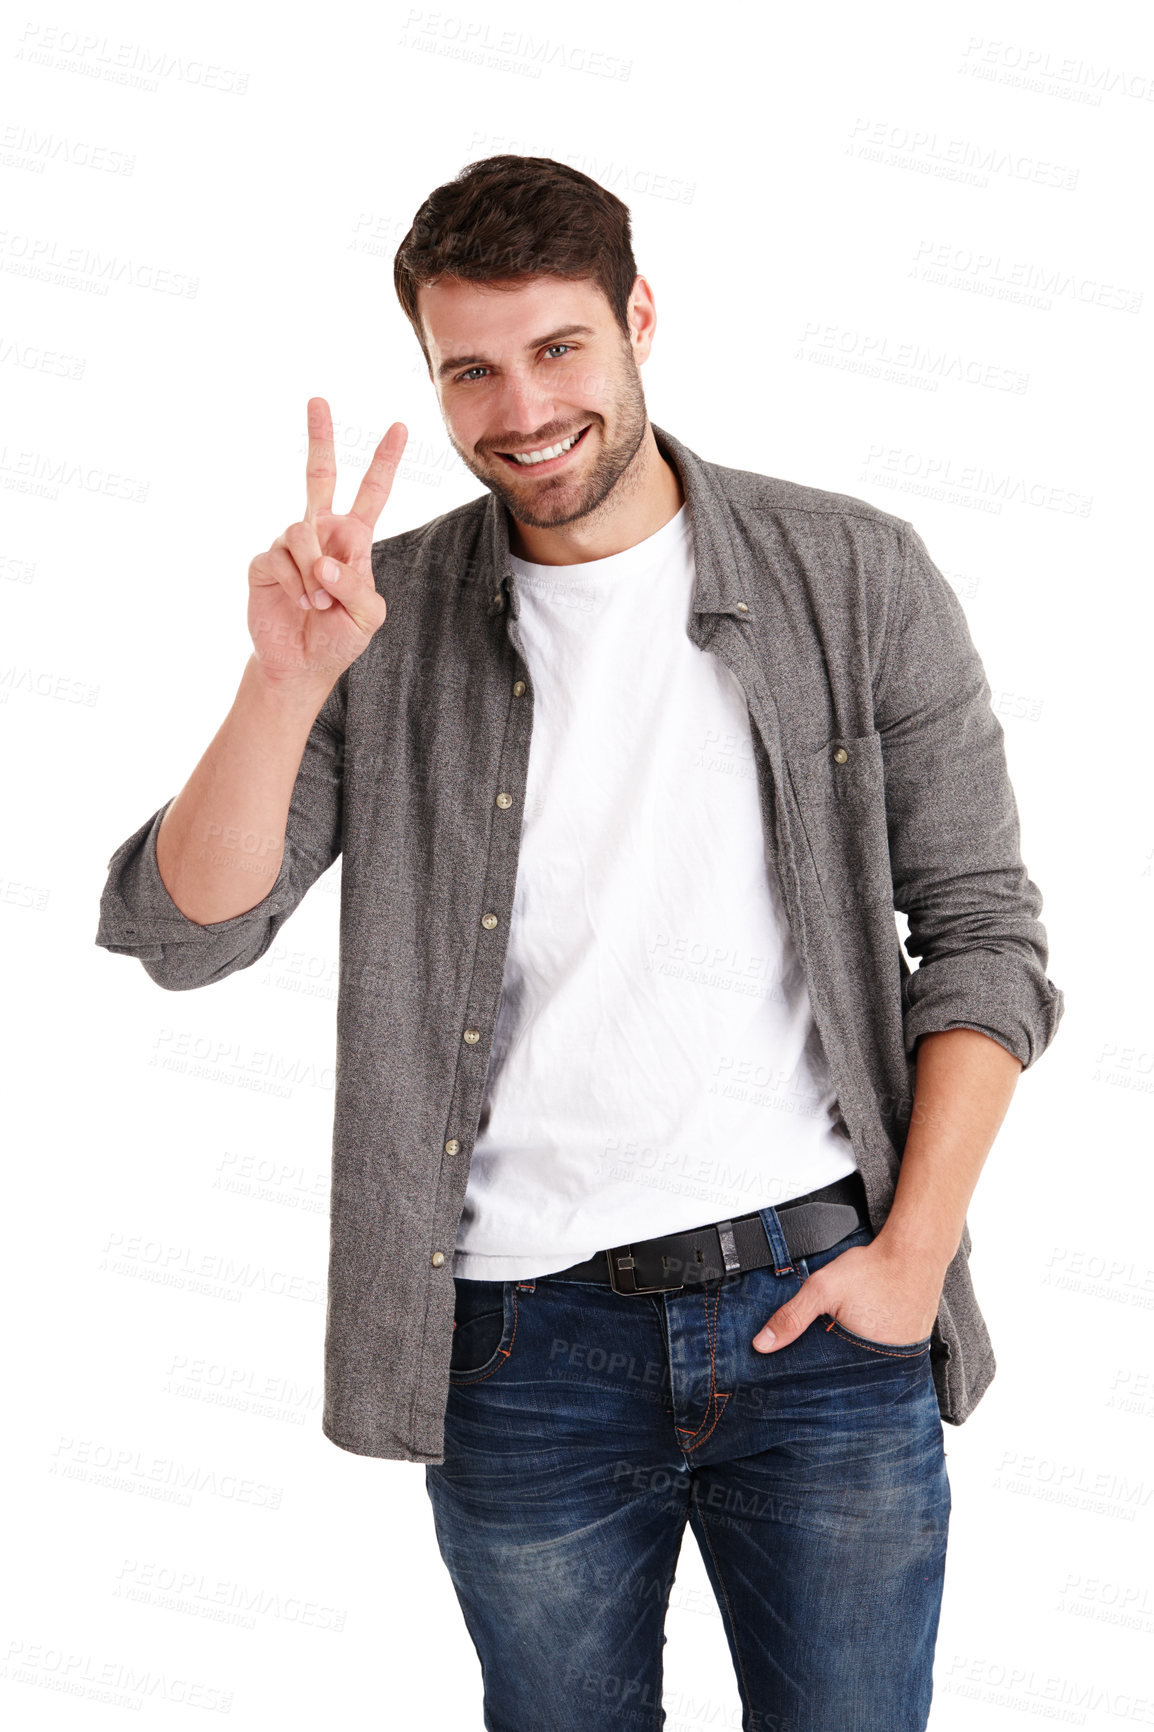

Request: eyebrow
left=436, top=324, right=596, bottom=381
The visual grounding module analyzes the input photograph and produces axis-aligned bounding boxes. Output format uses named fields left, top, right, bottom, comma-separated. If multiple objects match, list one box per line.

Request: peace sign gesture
left=248, top=398, right=408, bottom=690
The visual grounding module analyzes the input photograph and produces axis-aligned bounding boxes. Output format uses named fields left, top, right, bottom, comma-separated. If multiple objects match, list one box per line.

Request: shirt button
left=481, top=913, right=498, bottom=929
left=444, top=1138, right=460, bottom=1156
left=513, top=680, right=526, bottom=697
left=431, top=1251, right=445, bottom=1267
left=496, top=792, right=512, bottom=809
left=463, top=1028, right=480, bottom=1044
left=833, top=747, right=849, bottom=764
left=736, top=600, right=749, bottom=612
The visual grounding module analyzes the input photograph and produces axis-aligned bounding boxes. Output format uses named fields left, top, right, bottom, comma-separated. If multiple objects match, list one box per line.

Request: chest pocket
left=784, top=729, right=893, bottom=917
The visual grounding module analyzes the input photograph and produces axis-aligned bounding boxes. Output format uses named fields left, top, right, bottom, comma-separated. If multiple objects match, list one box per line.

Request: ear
left=628, top=274, right=658, bottom=365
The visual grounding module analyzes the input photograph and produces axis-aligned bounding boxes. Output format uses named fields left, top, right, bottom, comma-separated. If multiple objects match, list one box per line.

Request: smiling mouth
left=494, top=424, right=592, bottom=472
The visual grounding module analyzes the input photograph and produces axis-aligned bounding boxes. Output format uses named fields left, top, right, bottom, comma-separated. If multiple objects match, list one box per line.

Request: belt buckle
left=606, top=1245, right=684, bottom=1296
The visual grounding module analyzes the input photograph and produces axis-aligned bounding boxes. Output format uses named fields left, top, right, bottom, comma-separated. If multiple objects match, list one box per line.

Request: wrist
left=871, top=1220, right=957, bottom=1284
left=244, top=653, right=335, bottom=716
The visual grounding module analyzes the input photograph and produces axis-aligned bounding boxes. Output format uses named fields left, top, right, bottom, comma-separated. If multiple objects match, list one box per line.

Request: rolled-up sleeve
left=875, top=523, right=1064, bottom=1071
left=94, top=673, right=346, bottom=992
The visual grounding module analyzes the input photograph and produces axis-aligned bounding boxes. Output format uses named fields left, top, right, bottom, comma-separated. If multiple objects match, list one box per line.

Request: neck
left=506, top=424, right=685, bottom=566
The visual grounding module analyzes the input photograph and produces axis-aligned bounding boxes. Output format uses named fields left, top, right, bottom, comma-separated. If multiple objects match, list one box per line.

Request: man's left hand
left=752, top=1237, right=945, bottom=1352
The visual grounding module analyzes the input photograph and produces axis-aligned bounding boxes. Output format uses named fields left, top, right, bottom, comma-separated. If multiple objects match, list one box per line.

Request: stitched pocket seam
left=820, top=1314, right=931, bottom=1358
left=784, top=730, right=889, bottom=918
left=448, top=1288, right=519, bottom=1386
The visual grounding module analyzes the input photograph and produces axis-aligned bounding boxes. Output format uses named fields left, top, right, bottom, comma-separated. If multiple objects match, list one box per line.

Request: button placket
left=437, top=583, right=533, bottom=1282
left=461, top=777, right=513, bottom=1046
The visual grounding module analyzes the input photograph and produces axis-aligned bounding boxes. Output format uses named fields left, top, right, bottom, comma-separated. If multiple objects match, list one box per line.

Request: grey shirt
left=94, top=423, right=1065, bottom=1462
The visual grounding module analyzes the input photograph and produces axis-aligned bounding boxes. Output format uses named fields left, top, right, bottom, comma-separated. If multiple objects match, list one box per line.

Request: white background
left=3, top=0, right=1152, bottom=1726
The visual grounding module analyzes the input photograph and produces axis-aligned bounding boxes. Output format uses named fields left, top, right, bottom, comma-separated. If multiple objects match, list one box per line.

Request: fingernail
left=753, top=1331, right=775, bottom=1352
left=314, top=590, right=332, bottom=609
left=299, top=594, right=311, bottom=610
left=323, top=559, right=340, bottom=581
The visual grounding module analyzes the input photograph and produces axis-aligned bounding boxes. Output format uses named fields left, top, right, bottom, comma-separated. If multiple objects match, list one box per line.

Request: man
left=96, top=156, right=1064, bottom=1730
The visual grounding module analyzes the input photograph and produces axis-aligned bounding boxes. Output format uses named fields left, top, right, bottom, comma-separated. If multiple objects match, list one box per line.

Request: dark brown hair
left=393, top=155, right=638, bottom=368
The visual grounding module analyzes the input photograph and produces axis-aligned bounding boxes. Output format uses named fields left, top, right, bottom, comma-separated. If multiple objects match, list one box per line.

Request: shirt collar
left=480, top=421, right=756, bottom=625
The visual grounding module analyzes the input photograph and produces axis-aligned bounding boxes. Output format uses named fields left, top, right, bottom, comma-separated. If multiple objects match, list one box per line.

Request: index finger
left=348, top=423, right=408, bottom=532
left=304, top=397, right=337, bottom=522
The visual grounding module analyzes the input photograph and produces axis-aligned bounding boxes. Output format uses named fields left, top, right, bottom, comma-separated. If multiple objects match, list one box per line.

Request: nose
left=491, top=373, right=560, bottom=445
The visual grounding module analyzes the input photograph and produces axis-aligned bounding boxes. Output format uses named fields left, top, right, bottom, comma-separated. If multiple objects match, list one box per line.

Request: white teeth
left=507, top=429, right=583, bottom=465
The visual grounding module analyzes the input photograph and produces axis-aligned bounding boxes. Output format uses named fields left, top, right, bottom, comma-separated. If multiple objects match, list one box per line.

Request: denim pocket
left=448, top=1279, right=517, bottom=1385
left=798, top=1225, right=933, bottom=1356
left=817, top=1316, right=933, bottom=1357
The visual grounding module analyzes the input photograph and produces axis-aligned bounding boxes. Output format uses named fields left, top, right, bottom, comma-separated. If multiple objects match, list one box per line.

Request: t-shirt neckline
left=509, top=502, right=690, bottom=586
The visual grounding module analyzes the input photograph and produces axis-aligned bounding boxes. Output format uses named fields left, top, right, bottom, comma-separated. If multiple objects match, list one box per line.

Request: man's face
left=419, top=274, right=651, bottom=531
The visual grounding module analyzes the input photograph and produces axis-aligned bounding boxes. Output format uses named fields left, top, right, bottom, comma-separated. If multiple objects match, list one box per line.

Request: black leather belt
left=548, top=1170, right=870, bottom=1295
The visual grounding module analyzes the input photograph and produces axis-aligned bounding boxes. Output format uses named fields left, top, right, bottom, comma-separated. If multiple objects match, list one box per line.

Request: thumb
left=752, top=1280, right=824, bottom=1354
left=313, top=553, right=387, bottom=638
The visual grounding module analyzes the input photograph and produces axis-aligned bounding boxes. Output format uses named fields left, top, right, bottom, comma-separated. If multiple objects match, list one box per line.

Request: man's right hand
left=248, top=398, right=408, bottom=690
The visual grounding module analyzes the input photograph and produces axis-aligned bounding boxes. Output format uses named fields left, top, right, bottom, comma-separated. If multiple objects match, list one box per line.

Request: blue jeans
left=426, top=1202, right=950, bottom=1732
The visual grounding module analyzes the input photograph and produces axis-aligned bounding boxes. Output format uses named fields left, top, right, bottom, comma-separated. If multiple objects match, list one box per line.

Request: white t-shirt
left=452, top=502, right=858, bottom=1279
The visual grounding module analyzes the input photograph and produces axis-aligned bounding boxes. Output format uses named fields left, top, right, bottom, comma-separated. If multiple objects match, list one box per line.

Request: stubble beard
left=447, top=349, right=650, bottom=532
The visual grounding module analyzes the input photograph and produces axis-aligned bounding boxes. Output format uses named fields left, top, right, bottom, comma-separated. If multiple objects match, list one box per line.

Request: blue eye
left=455, top=345, right=574, bottom=384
